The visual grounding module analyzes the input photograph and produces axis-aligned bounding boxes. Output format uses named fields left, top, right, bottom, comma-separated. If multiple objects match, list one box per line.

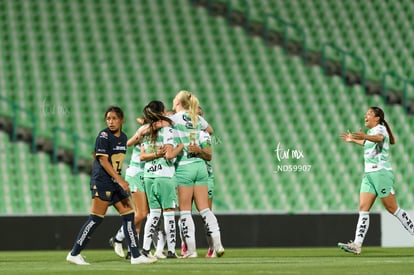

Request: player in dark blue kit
left=66, top=106, right=157, bottom=265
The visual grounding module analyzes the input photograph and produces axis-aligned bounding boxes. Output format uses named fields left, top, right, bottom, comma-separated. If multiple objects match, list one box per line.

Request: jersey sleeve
left=95, top=131, right=110, bottom=157
left=370, top=125, right=388, bottom=139
left=199, top=131, right=212, bottom=149
left=198, top=115, right=209, bottom=130
left=377, top=125, right=388, bottom=136
left=163, top=126, right=175, bottom=146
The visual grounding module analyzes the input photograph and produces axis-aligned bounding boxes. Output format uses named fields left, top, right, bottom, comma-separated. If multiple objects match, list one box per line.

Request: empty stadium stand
left=0, top=0, right=413, bottom=214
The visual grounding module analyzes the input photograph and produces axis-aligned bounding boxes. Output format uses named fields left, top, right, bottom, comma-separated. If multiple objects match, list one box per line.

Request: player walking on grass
left=171, top=91, right=224, bottom=258
left=338, top=107, right=414, bottom=255
left=109, top=124, right=149, bottom=259
left=66, top=106, right=156, bottom=265
left=140, top=100, right=184, bottom=259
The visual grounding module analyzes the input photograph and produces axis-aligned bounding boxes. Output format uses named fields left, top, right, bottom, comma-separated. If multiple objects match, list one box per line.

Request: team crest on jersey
left=182, top=114, right=193, bottom=128
left=100, top=131, right=108, bottom=139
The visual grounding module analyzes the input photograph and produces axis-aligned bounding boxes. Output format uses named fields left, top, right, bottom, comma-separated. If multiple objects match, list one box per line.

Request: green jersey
left=199, top=130, right=213, bottom=175
left=364, top=124, right=392, bottom=172
left=169, top=111, right=209, bottom=166
left=125, top=126, right=145, bottom=177
left=142, top=126, right=176, bottom=178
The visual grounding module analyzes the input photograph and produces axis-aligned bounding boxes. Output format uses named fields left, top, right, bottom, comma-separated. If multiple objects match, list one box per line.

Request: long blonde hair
left=176, top=90, right=199, bottom=127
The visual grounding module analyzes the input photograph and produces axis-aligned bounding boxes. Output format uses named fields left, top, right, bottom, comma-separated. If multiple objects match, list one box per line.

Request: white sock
left=178, top=217, right=186, bottom=247
left=393, top=207, right=414, bottom=235
left=354, top=211, right=370, bottom=245
left=155, top=227, right=166, bottom=254
left=152, top=215, right=163, bottom=250
left=180, top=211, right=196, bottom=254
left=204, top=222, right=213, bottom=250
left=115, top=225, right=125, bottom=242
left=164, top=211, right=176, bottom=253
left=200, top=208, right=222, bottom=249
left=142, top=209, right=162, bottom=251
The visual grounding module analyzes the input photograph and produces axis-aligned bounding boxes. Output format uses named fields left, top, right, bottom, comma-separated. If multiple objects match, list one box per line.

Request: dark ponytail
left=142, top=101, right=172, bottom=143
left=370, top=106, right=395, bottom=145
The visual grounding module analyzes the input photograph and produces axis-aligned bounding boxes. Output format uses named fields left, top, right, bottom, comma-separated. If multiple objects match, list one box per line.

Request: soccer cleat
left=180, top=243, right=187, bottom=256
left=154, top=251, right=167, bottom=259
left=182, top=251, right=198, bottom=258
left=205, top=248, right=217, bottom=258
left=66, top=252, right=90, bottom=265
left=338, top=241, right=361, bottom=255
left=131, top=255, right=158, bottom=264
left=167, top=251, right=178, bottom=258
left=109, top=237, right=125, bottom=258
left=214, top=244, right=225, bottom=257
left=125, top=251, right=131, bottom=260
left=141, top=249, right=157, bottom=260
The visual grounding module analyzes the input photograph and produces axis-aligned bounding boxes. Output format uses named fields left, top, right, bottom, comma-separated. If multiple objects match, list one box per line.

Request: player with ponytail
left=338, top=107, right=414, bottom=255
left=170, top=91, right=224, bottom=258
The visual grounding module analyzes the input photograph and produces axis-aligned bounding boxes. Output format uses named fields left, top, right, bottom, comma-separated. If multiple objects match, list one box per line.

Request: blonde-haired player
left=170, top=91, right=224, bottom=258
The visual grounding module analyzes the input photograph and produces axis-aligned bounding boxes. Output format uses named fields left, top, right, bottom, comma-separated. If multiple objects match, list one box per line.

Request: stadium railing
left=0, top=96, right=37, bottom=153
left=321, top=42, right=366, bottom=89
left=196, top=0, right=414, bottom=116
left=52, top=126, right=92, bottom=174
left=263, top=15, right=307, bottom=65
left=381, top=71, right=414, bottom=114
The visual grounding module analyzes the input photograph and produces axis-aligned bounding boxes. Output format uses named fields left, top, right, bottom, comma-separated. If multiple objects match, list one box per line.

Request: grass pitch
left=0, top=247, right=413, bottom=275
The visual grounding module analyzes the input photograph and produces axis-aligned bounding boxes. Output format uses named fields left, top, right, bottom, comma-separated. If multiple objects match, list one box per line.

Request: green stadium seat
left=1, top=0, right=414, bottom=214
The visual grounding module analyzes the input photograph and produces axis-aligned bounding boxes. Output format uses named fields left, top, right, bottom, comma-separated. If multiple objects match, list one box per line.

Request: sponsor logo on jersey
left=100, top=131, right=108, bottom=139
left=182, top=114, right=193, bottom=128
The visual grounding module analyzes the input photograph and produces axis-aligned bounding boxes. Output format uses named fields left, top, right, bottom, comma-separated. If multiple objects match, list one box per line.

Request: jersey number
left=112, top=153, right=125, bottom=175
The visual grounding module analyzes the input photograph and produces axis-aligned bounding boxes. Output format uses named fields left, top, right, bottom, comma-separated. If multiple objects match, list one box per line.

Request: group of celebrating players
left=66, top=90, right=224, bottom=265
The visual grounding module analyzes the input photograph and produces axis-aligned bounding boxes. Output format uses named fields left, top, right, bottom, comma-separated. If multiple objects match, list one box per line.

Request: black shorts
left=90, top=182, right=129, bottom=205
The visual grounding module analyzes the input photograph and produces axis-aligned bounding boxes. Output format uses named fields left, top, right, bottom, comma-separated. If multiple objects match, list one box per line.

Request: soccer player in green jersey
left=140, top=100, right=184, bottom=259
left=338, top=107, right=414, bottom=255
left=185, top=106, right=216, bottom=258
left=171, top=91, right=224, bottom=258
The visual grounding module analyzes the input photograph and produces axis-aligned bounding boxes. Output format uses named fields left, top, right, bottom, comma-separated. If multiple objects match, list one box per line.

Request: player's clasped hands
left=187, top=142, right=201, bottom=154
left=155, top=145, right=166, bottom=158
